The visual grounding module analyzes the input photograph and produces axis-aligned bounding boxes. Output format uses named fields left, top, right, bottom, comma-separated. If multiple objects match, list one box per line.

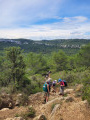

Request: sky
left=0, top=0, right=90, bottom=40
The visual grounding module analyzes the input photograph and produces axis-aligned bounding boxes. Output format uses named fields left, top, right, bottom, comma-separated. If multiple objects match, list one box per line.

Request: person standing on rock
left=45, top=71, right=52, bottom=92
left=43, top=71, right=52, bottom=103
left=43, top=79, right=50, bottom=103
left=57, top=78, right=65, bottom=96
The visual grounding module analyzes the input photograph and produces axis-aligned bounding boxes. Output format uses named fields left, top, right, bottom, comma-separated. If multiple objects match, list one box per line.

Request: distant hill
left=0, top=38, right=90, bottom=55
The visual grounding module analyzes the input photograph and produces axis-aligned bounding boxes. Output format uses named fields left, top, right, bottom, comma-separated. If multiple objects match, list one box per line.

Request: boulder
left=0, top=108, right=9, bottom=111
left=0, top=93, right=13, bottom=109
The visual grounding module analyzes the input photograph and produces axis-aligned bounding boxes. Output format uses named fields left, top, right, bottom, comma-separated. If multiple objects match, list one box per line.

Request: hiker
left=45, top=71, right=51, bottom=79
left=57, top=78, right=65, bottom=96
left=45, top=71, right=52, bottom=92
left=43, top=79, right=50, bottom=103
left=52, top=80, right=57, bottom=93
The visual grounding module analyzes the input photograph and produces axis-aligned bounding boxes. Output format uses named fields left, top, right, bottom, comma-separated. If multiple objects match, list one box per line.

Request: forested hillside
left=0, top=43, right=90, bottom=105
left=0, top=40, right=90, bottom=120
left=0, top=38, right=90, bottom=55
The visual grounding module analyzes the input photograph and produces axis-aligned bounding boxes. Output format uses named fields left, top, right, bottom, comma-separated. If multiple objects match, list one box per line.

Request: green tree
left=26, top=52, right=49, bottom=74
left=67, top=55, right=76, bottom=70
left=77, top=44, right=90, bottom=68
left=82, top=74, right=90, bottom=104
left=52, top=50, right=68, bottom=71
left=4, top=47, right=26, bottom=86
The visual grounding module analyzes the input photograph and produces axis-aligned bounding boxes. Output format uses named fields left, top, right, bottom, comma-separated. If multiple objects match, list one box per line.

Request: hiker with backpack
left=43, top=79, right=50, bottom=103
left=43, top=71, right=52, bottom=103
left=45, top=71, right=52, bottom=92
left=57, top=78, right=65, bottom=96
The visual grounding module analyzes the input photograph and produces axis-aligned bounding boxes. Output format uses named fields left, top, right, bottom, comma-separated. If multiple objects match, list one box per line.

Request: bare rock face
left=0, top=93, right=13, bottom=109
left=49, top=104, right=60, bottom=120
left=29, top=92, right=45, bottom=104
left=64, top=89, right=74, bottom=94
left=39, top=97, right=64, bottom=119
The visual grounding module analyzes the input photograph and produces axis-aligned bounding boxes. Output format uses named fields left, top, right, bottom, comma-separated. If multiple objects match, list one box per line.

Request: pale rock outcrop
left=29, top=92, right=45, bottom=104
left=49, top=104, right=60, bottom=120
left=0, top=108, right=9, bottom=111
left=64, top=89, right=74, bottom=94
left=64, top=96, right=74, bottom=102
left=40, top=97, right=64, bottom=119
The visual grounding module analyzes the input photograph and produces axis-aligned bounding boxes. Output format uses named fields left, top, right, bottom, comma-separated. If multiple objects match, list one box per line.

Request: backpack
left=43, top=82, right=48, bottom=92
left=63, top=80, right=67, bottom=87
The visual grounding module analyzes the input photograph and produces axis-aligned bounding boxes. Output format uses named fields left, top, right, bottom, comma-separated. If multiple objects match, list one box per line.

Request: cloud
left=0, top=0, right=63, bottom=28
left=0, top=16, right=90, bottom=40
left=63, top=16, right=87, bottom=23
left=0, top=0, right=90, bottom=39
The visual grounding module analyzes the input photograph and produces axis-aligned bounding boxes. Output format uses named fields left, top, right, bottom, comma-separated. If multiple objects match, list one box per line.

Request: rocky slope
left=0, top=85, right=90, bottom=120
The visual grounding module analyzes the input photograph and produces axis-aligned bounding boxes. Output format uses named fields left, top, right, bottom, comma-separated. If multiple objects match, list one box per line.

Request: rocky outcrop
left=40, top=97, right=64, bottom=119
left=0, top=85, right=90, bottom=120
left=29, top=92, right=45, bottom=104
left=0, top=108, right=10, bottom=111
left=49, top=104, right=60, bottom=120
left=64, top=89, right=74, bottom=94
left=0, top=93, right=13, bottom=109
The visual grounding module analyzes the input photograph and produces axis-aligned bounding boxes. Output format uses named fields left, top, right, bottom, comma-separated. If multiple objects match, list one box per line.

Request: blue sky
left=0, top=0, right=90, bottom=40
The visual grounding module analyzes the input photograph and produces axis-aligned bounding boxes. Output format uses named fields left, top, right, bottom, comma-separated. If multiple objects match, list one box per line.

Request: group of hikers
left=43, top=71, right=67, bottom=103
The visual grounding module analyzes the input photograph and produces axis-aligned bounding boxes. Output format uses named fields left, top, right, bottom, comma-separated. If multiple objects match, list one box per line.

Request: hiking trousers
left=60, top=86, right=64, bottom=95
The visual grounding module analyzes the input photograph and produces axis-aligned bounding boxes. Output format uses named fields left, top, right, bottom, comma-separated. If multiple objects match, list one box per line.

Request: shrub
left=20, top=93, right=29, bottom=106
left=26, top=106, right=36, bottom=118
left=82, top=75, right=90, bottom=104
left=82, top=85, right=90, bottom=104
left=15, top=113, right=20, bottom=117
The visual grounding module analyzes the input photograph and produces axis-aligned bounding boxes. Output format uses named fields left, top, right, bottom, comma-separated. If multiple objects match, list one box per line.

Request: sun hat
left=54, top=80, right=57, bottom=82
left=58, top=78, right=62, bottom=82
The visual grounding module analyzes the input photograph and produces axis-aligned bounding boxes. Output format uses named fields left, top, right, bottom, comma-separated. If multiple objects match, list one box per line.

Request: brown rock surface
left=0, top=87, right=90, bottom=120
